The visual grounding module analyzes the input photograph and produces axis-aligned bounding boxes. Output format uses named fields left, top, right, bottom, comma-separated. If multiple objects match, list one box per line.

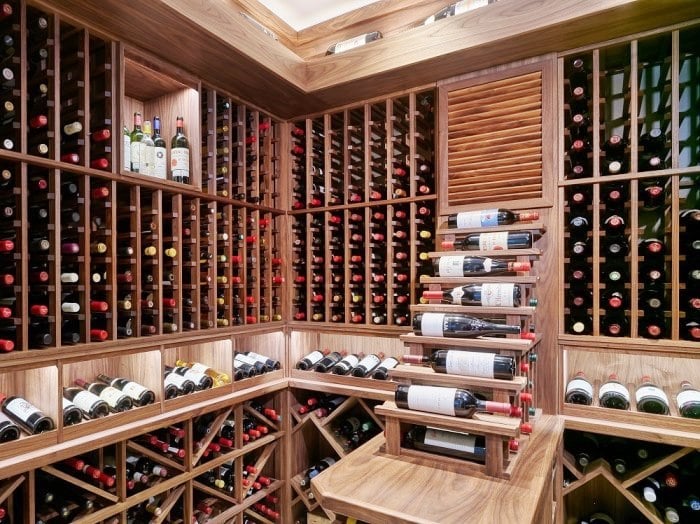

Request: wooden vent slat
left=445, top=69, right=544, bottom=209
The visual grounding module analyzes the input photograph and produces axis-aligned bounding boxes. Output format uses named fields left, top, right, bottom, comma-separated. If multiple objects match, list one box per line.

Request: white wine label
left=188, top=362, right=209, bottom=374
left=423, top=427, right=478, bottom=453
left=235, top=354, right=257, bottom=366
left=0, top=411, right=14, bottom=425
left=482, top=258, right=493, bottom=272
left=122, top=381, right=148, bottom=400
left=123, top=135, right=131, bottom=171
left=154, top=146, right=167, bottom=179
left=635, top=386, right=669, bottom=405
left=481, top=283, right=515, bottom=307
left=342, top=355, right=360, bottom=368
left=164, top=372, right=189, bottom=388
left=454, top=0, right=490, bottom=16
left=438, top=256, right=466, bottom=277
left=566, top=378, right=593, bottom=397
left=303, top=351, right=325, bottom=366
left=677, top=389, right=700, bottom=407
left=183, top=369, right=208, bottom=383
left=449, top=286, right=465, bottom=304
left=420, top=313, right=446, bottom=337
left=171, top=148, right=190, bottom=179
left=143, top=144, right=155, bottom=177
left=71, top=390, right=101, bottom=413
left=98, top=387, right=126, bottom=408
left=478, top=231, right=509, bottom=250
left=5, top=397, right=41, bottom=420
left=406, top=385, right=456, bottom=416
left=334, top=35, right=368, bottom=54
left=130, top=142, right=143, bottom=172
left=446, top=351, right=495, bottom=378
left=456, top=211, right=482, bottom=228
left=357, top=354, right=381, bottom=369
left=598, top=382, right=630, bottom=402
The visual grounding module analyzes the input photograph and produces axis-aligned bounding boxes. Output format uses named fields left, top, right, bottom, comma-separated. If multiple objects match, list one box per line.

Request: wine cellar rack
left=559, top=20, right=700, bottom=524
left=289, top=91, right=437, bottom=327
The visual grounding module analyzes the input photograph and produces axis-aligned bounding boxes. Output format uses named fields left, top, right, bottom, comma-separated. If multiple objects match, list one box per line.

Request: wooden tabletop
left=311, top=414, right=563, bottom=524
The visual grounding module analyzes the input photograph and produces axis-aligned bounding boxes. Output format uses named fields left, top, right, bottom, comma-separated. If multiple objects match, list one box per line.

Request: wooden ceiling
left=36, top=0, right=700, bottom=119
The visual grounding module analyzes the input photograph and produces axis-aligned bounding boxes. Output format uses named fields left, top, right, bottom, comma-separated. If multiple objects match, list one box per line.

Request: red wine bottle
left=442, top=231, right=534, bottom=251
left=432, top=256, right=530, bottom=276
left=446, top=209, right=539, bottom=228
left=635, top=376, right=670, bottom=414
left=402, top=350, right=518, bottom=380
left=63, top=386, right=109, bottom=419
left=96, top=373, right=156, bottom=406
left=0, top=394, right=55, bottom=434
left=395, top=384, right=516, bottom=418
left=404, top=425, right=518, bottom=463
left=412, top=312, right=521, bottom=338
left=422, top=283, right=524, bottom=307
left=564, top=371, right=593, bottom=405
left=598, top=373, right=631, bottom=410
left=676, top=381, right=700, bottom=418
left=0, top=411, right=21, bottom=442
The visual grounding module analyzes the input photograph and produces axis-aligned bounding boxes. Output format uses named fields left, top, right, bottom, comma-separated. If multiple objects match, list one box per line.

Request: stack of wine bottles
left=233, top=350, right=282, bottom=380
left=294, top=348, right=399, bottom=380
left=288, top=89, right=436, bottom=326
left=564, top=371, right=700, bottom=418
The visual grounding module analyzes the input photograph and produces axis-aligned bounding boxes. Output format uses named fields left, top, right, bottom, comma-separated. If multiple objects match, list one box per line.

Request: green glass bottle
left=122, top=123, right=131, bottom=172
left=129, top=112, right=144, bottom=173
left=170, top=115, right=190, bottom=183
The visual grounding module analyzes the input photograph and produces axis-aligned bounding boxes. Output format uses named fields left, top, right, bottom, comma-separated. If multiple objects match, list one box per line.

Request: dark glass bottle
left=395, top=384, right=515, bottom=418
left=402, top=350, right=516, bottom=380
left=412, top=312, right=521, bottom=338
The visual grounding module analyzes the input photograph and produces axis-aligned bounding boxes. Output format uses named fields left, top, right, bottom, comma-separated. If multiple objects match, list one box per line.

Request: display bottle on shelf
left=422, top=283, right=527, bottom=307
left=564, top=371, right=593, bottom=405
left=412, top=312, right=521, bottom=338
left=676, top=381, right=700, bottom=419
left=441, top=231, right=535, bottom=251
left=171, top=115, right=190, bottom=183
left=600, top=312, right=629, bottom=337
left=395, top=384, right=517, bottom=418
left=299, top=457, right=336, bottom=486
left=351, top=353, right=382, bottom=377
left=152, top=116, right=167, bottom=179
left=432, top=255, right=530, bottom=276
left=402, top=350, right=519, bottom=380
left=174, top=359, right=231, bottom=386
left=564, top=430, right=600, bottom=469
left=63, top=385, right=109, bottom=419
left=404, top=425, right=517, bottom=463
left=446, top=209, right=539, bottom=229
left=0, top=394, right=55, bottom=434
left=330, top=353, right=360, bottom=375
left=372, top=356, right=399, bottom=380
left=296, top=349, right=330, bottom=370
left=598, top=373, right=631, bottom=410
left=635, top=376, right=670, bottom=415
left=129, top=112, right=143, bottom=173
left=639, top=312, right=667, bottom=339
left=96, top=374, right=155, bottom=407
left=74, top=378, right=133, bottom=413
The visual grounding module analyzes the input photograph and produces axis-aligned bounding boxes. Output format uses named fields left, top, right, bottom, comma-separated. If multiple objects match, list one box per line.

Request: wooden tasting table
left=311, top=414, right=563, bottom=524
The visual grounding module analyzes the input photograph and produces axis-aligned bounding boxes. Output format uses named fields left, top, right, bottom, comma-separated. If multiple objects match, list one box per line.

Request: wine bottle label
left=153, top=146, right=167, bottom=178
left=142, top=144, right=155, bottom=176
left=98, top=387, right=126, bottom=408
left=62, top=397, right=75, bottom=410
left=598, top=381, right=630, bottom=402
left=454, top=0, right=490, bottom=16
left=171, top=147, right=190, bottom=179
left=423, top=426, right=478, bottom=453
left=420, top=313, right=446, bottom=337
left=339, top=355, right=359, bottom=368
left=356, top=354, right=380, bottom=369
left=70, top=390, right=101, bottom=413
left=406, top=385, right=456, bottom=416
left=0, top=411, right=15, bottom=425
left=235, top=354, right=257, bottom=366
left=456, top=209, right=498, bottom=228
left=677, top=389, right=700, bottom=408
left=130, top=142, right=142, bottom=171
left=566, top=378, right=593, bottom=397
left=4, top=397, right=41, bottom=421
left=449, top=286, right=465, bottom=304
left=123, top=135, right=131, bottom=171
left=121, top=381, right=148, bottom=400
left=188, top=362, right=211, bottom=374
left=439, top=256, right=468, bottom=277
left=333, top=35, right=369, bottom=54
left=446, top=351, right=496, bottom=378
left=481, top=283, right=515, bottom=307
left=183, top=369, right=208, bottom=383
left=164, top=372, right=189, bottom=388
left=302, top=351, right=325, bottom=366
left=478, top=232, right=509, bottom=250
left=635, top=386, right=668, bottom=405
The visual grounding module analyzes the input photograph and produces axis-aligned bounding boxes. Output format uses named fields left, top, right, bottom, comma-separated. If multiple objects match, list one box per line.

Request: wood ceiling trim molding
left=232, top=0, right=300, bottom=48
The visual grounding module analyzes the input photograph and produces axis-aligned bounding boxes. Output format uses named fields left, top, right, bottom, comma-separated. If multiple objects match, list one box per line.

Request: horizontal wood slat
left=446, top=70, right=544, bottom=207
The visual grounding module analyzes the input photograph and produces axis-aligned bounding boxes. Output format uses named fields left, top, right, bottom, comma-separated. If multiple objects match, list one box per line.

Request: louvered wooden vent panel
left=446, top=71, right=543, bottom=207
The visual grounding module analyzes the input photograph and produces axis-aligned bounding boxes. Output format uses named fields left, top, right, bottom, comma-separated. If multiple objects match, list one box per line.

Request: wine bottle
left=447, top=209, right=539, bottom=228
left=166, top=365, right=213, bottom=390
left=330, top=353, right=360, bottom=375
left=129, top=112, right=143, bottom=173
left=432, top=256, right=530, bottom=276
left=96, top=373, right=156, bottom=406
left=422, top=283, right=524, bottom=307
left=152, top=116, right=167, bottom=179
left=0, top=411, right=20, bottom=442
left=174, top=359, right=231, bottom=386
left=372, top=356, right=399, bottom=380
left=395, top=384, right=516, bottom=417
left=61, top=397, right=83, bottom=426
left=564, top=371, right=593, bottom=405
left=163, top=369, right=195, bottom=396
left=0, top=394, right=55, bottom=434
left=676, top=381, right=700, bottom=419
left=351, top=354, right=381, bottom=377
left=402, top=350, right=517, bottom=380
left=140, top=119, right=155, bottom=177
left=63, top=386, right=109, bottom=419
left=564, top=430, right=600, bottom=469
left=243, top=351, right=281, bottom=372
left=299, top=457, right=336, bottom=486
left=598, top=373, right=630, bottom=410
left=442, top=231, right=534, bottom=251
left=404, top=425, right=516, bottom=463
left=422, top=0, right=493, bottom=25
left=600, top=312, right=629, bottom=337
left=635, top=376, right=670, bottom=415
left=313, top=351, right=343, bottom=373
left=412, top=312, right=521, bottom=338
left=170, top=116, right=190, bottom=183
left=74, top=378, right=133, bottom=413
left=295, top=349, right=329, bottom=370
left=326, top=31, right=382, bottom=55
